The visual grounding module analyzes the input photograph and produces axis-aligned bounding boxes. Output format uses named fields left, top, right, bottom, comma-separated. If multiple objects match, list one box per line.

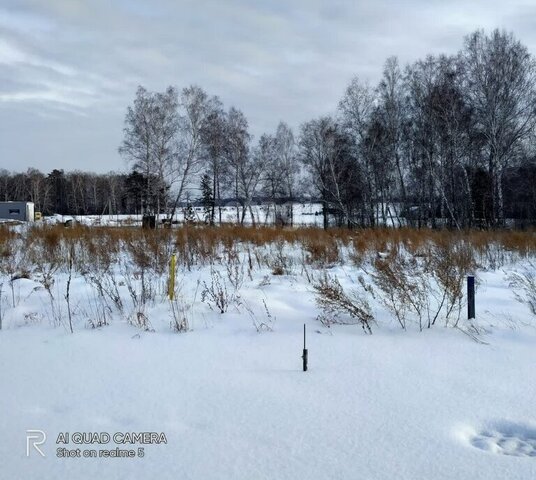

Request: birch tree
left=223, top=107, right=251, bottom=224
left=461, top=29, right=536, bottom=226
left=338, top=77, right=377, bottom=225
left=201, top=97, right=227, bottom=224
left=299, top=117, right=360, bottom=228
left=168, top=86, right=212, bottom=219
left=275, top=122, right=300, bottom=225
left=119, top=86, right=177, bottom=214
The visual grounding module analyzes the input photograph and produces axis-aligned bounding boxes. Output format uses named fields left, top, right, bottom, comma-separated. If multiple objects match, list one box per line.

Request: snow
left=37, top=203, right=327, bottom=228
left=1, top=248, right=535, bottom=479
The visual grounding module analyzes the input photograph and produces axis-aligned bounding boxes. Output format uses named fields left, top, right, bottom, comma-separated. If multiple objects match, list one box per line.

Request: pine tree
left=183, top=202, right=196, bottom=224
left=200, top=172, right=215, bottom=225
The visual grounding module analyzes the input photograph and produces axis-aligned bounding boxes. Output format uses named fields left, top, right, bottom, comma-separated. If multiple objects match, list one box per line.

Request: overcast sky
left=2, top=0, right=536, bottom=173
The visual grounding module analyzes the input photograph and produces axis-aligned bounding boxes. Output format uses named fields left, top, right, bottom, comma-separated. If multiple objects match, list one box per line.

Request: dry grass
left=0, top=223, right=533, bottom=275
left=0, top=222, right=534, bottom=333
left=313, top=273, right=374, bottom=333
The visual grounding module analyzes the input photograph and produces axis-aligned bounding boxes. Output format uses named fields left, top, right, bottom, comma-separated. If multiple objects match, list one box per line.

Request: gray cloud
left=1, top=0, right=536, bottom=173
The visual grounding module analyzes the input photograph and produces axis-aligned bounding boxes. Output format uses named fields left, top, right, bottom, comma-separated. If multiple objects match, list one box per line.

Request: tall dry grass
left=0, top=222, right=534, bottom=333
left=4, top=223, right=534, bottom=273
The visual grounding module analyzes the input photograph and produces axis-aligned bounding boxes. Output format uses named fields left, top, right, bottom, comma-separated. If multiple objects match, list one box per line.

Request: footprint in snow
left=465, top=420, right=536, bottom=457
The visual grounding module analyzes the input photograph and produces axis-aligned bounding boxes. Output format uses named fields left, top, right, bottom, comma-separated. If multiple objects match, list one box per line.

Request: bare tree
left=223, top=107, right=251, bottom=224
left=338, top=77, right=377, bottom=225
left=201, top=96, right=227, bottom=224
left=151, top=87, right=179, bottom=215
left=119, top=86, right=157, bottom=213
left=25, top=168, right=50, bottom=214
left=238, top=141, right=266, bottom=226
left=461, top=29, right=536, bottom=226
left=299, top=117, right=333, bottom=229
left=428, top=55, right=478, bottom=228
left=275, top=122, right=300, bottom=225
left=258, top=133, right=281, bottom=222
left=168, top=86, right=213, bottom=220
left=376, top=57, right=407, bottom=224
left=299, top=117, right=361, bottom=228
left=119, top=86, right=177, bottom=215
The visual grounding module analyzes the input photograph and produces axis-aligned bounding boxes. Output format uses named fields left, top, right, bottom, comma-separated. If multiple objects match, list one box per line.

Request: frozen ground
left=34, top=202, right=402, bottom=228
left=0, top=265, right=535, bottom=479
left=36, top=203, right=327, bottom=228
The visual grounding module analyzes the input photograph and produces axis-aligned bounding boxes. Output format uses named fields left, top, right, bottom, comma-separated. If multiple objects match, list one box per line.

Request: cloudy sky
left=1, top=0, right=536, bottom=173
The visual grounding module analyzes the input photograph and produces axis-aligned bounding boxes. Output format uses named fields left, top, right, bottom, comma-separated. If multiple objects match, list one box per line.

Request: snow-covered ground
left=37, top=203, right=327, bottom=227
left=1, top=239, right=535, bottom=479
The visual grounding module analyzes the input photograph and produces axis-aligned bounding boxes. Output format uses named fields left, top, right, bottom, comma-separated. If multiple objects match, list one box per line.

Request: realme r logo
left=26, top=430, right=46, bottom=457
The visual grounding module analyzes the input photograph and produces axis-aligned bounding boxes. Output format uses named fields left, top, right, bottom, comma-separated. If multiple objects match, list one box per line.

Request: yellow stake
left=169, top=253, right=176, bottom=300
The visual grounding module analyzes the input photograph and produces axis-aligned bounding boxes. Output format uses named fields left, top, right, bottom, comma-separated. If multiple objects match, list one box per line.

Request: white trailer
left=0, top=201, right=35, bottom=222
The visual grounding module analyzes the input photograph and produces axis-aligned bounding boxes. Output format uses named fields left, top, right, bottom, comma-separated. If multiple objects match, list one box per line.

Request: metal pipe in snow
left=302, top=324, right=308, bottom=372
left=467, top=275, right=475, bottom=319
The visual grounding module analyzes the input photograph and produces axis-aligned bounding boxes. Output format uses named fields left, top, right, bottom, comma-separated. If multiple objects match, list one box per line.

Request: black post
left=302, top=324, right=308, bottom=372
left=467, top=275, right=475, bottom=319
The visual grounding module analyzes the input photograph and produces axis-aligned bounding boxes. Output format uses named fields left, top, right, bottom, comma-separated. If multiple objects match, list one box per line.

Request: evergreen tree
left=200, top=172, right=215, bottom=225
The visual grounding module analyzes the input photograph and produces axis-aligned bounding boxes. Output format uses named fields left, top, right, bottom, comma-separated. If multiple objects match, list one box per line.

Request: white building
left=0, top=202, right=35, bottom=222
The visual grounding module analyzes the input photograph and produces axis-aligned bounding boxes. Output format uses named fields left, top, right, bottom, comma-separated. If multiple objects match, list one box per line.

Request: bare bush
left=170, top=297, right=190, bottom=332
left=266, top=240, right=293, bottom=275
left=242, top=297, right=275, bottom=332
left=130, top=310, right=152, bottom=331
left=371, top=242, right=477, bottom=330
left=224, top=247, right=245, bottom=291
left=313, top=273, right=373, bottom=334
left=0, top=240, right=30, bottom=309
left=508, top=261, right=536, bottom=317
left=43, top=283, right=65, bottom=328
left=429, top=241, right=476, bottom=327
left=201, top=268, right=232, bottom=313
left=27, top=233, right=61, bottom=301
left=64, top=241, right=75, bottom=333
left=83, top=268, right=123, bottom=314
left=371, top=252, right=427, bottom=330
left=113, top=251, right=158, bottom=332
left=83, top=293, right=112, bottom=329
left=125, top=269, right=156, bottom=312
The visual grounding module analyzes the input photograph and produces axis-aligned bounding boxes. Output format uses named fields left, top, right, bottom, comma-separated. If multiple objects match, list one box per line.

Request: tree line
left=0, top=168, right=154, bottom=216
left=118, top=29, right=536, bottom=228
left=3, top=29, right=536, bottom=227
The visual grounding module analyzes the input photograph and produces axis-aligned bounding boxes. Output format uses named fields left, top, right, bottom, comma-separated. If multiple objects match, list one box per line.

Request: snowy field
left=33, top=202, right=402, bottom=228
left=0, top=226, right=535, bottom=479
left=37, top=203, right=327, bottom=228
